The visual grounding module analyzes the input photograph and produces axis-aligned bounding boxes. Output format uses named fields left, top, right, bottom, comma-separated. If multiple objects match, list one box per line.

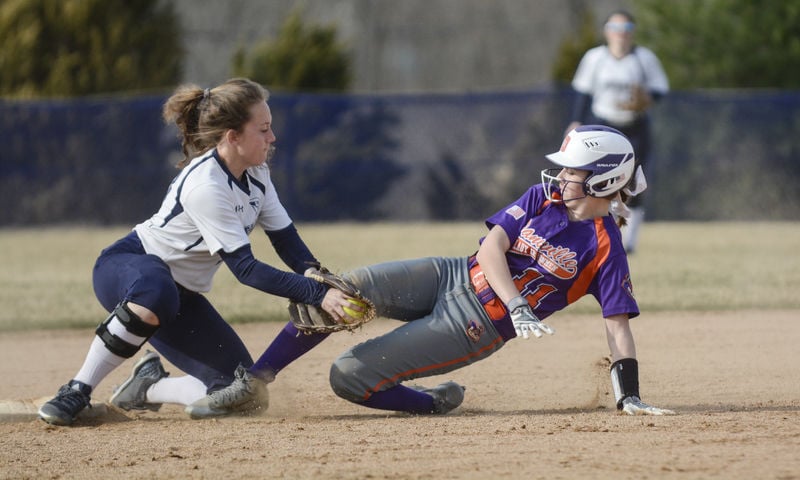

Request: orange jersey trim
left=566, top=217, right=611, bottom=304
left=469, top=261, right=508, bottom=320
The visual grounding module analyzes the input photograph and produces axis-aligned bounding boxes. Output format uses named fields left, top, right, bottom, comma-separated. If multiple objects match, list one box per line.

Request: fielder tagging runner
left=37, top=78, right=361, bottom=426
left=201, top=125, right=675, bottom=417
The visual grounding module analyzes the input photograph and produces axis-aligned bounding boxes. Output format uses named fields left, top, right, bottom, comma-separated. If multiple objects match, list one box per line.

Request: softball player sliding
left=38, top=78, right=355, bottom=426
left=205, top=125, right=674, bottom=417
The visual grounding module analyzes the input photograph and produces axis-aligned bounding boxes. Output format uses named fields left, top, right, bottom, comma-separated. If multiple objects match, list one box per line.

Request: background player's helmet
left=543, top=125, right=635, bottom=198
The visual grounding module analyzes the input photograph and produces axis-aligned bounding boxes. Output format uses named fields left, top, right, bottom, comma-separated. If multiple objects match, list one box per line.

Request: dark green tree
left=550, top=9, right=600, bottom=86
left=551, top=1, right=800, bottom=89
left=233, top=11, right=351, bottom=92
left=633, top=0, right=800, bottom=88
left=0, top=0, right=182, bottom=98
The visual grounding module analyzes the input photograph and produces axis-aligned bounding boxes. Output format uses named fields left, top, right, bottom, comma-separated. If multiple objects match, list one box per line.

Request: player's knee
left=125, top=302, right=159, bottom=324
left=329, top=356, right=366, bottom=403
left=145, top=275, right=181, bottom=323
left=95, top=301, right=159, bottom=358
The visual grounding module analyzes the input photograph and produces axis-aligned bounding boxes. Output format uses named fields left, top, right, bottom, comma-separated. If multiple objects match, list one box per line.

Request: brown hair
left=162, top=78, right=269, bottom=168
left=605, top=9, right=636, bottom=25
left=616, top=191, right=630, bottom=227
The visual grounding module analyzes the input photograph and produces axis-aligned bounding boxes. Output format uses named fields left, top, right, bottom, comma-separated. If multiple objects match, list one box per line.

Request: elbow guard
left=610, top=358, right=639, bottom=410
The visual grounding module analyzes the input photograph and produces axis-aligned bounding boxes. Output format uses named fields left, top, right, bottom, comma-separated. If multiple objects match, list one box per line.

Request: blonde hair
left=162, top=78, right=269, bottom=168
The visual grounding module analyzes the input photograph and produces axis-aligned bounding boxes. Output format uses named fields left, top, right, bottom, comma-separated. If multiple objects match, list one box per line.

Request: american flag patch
left=505, top=205, right=526, bottom=220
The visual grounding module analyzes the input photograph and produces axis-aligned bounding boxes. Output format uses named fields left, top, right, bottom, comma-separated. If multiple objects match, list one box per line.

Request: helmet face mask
left=541, top=168, right=562, bottom=202
left=542, top=125, right=636, bottom=201
left=541, top=167, right=588, bottom=203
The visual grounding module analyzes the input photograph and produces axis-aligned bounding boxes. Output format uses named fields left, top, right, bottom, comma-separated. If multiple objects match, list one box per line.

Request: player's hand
left=621, top=396, right=676, bottom=416
left=320, top=288, right=356, bottom=325
left=508, top=297, right=555, bottom=339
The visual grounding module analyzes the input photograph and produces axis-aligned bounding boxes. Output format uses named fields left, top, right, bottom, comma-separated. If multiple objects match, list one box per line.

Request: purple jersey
left=483, top=184, right=638, bottom=320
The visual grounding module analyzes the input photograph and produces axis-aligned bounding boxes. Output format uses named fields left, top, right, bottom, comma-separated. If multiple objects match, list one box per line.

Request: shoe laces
left=138, top=359, right=167, bottom=380
left=208, top=367, right=256, bottom=405
left=54, top=383, right=91, bottom=411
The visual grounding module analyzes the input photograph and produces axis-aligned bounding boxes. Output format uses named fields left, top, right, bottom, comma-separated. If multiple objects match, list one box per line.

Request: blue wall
left=2, top=89, right=798, bottom=225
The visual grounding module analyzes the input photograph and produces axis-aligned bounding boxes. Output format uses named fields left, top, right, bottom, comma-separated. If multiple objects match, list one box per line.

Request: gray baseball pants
left=330, top=256, right=506, bottom=402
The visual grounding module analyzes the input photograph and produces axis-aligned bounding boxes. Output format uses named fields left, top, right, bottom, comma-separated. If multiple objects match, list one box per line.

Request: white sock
left=73, top=336, right=126, bottom=389
left=147, top=375, right=208, bottom=406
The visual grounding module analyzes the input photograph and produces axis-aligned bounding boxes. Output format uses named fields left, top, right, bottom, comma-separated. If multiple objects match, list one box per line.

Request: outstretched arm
left=605, top=314, right=637, bottom=361
left=219, top=244, right=326, bottom=305
left=265, top=223, right=318, bottom=274
left=605, top=314, right=675, bottom=415
left=220, top=245, right=360, bottom=323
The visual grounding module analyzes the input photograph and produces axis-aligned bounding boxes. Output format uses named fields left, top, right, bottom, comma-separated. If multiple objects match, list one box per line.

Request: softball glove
left=288, top=268, right=376, bottom=334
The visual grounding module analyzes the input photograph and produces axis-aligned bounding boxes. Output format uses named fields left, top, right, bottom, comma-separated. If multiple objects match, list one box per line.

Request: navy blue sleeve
left=219, top=244, right=327, bottom=305
left=570, top=91, right=592, bottom=123
left=264, top=223, right=319, bottom=274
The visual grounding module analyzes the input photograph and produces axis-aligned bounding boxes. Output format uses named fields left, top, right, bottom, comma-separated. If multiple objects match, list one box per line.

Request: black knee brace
left=95, top=302, right=159, bottom=358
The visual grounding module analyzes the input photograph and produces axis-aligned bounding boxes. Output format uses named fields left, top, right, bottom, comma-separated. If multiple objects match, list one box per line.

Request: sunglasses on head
left=605, top=21, right=635, bottom=33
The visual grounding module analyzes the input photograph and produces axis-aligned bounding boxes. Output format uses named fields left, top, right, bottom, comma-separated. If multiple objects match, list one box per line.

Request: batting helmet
left=543, top=125, right=635, bottom=198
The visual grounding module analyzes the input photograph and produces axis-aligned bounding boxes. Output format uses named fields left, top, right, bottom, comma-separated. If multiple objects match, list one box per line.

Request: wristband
left=506, top=296, right=528, bottom=312
left=610, top=358, right=639, bottom=410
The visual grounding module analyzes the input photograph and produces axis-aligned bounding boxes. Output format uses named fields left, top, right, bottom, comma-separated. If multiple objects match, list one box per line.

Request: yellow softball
left=343, top=298, right=367, bottom=320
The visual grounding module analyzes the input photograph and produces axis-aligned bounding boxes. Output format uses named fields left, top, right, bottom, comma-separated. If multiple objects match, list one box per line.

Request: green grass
left=1, top=221, right=798, bottom=331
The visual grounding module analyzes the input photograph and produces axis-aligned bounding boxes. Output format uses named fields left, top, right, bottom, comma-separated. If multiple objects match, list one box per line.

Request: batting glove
left=507, top=296, right=555, bottom=339
left=621, top=396, right=676, bottom=416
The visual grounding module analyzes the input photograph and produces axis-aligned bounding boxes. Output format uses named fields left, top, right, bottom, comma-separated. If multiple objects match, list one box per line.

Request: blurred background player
left=38, top=78, right=357, bottom=426
left=202, top=125, right=674, bottom=418
left=565, top=10, right=669, bottom=253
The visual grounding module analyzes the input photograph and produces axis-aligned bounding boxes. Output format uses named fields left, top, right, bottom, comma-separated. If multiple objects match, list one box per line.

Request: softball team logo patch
left=466, top=320, right=485, bottom=343
left=622, top=274, right=635, bottom=299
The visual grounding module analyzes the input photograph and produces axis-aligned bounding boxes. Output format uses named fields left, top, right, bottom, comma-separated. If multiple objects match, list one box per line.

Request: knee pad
left=95, top=302, right=159, bottom=358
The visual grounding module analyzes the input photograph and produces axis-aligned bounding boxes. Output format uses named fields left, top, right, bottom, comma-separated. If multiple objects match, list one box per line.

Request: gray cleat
left=185, top=364, right=269, bottom=420
left=109, top=350, right=169, bottom=411
left=38, top=380, right=93, bottom=426
left=411, top=381, right=466, bottom=414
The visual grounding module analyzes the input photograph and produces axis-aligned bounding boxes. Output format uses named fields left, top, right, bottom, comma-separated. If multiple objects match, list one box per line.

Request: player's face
left=557, top=168, right=589, bottom=202
left=604, top=14, right=634, bottom=48
left=237, top=101, right=277, bottom=167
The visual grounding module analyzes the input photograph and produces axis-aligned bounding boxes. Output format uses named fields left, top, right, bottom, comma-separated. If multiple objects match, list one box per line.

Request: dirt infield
left=1, top=310, right=798, bottom=480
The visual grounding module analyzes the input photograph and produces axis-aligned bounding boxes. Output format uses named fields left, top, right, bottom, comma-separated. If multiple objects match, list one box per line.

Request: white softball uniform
left=572, top=45, right=669, bottom=126
left=135, top=149, right=292, bottom=292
